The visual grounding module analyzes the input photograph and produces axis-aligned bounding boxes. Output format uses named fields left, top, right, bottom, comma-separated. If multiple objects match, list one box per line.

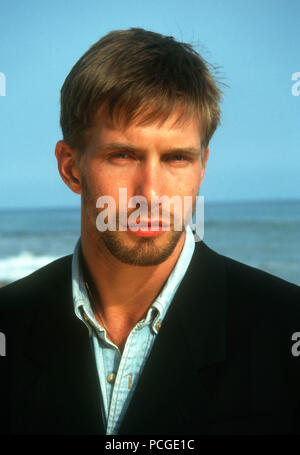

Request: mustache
left=107, top=208, right=180, bottom=222
left=87, top=188, right=197, bottom=227
left=95, top=200, right=197, bottom=221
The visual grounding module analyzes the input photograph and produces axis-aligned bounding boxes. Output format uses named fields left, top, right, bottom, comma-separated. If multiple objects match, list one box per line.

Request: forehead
left=88, top=106, right=202, bottom=150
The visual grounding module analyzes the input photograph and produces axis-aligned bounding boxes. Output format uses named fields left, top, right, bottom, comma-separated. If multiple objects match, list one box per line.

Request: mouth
left=127, top=220, right=171, bottom=237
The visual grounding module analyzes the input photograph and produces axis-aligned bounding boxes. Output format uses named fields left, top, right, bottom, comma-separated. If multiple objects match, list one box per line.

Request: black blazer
left=1, top=241, right=300, bottom=435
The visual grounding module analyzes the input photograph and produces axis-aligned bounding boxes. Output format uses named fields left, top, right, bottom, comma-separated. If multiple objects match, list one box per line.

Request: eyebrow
left=97, top=142, right=201, bottom=155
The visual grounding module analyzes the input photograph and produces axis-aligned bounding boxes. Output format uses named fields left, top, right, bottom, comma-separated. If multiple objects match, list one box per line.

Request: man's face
left=77, top=109, right=207, bottom=266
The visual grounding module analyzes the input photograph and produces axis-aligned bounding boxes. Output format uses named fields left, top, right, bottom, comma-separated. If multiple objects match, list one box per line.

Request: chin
left=98, top=229, right=184, bottom=266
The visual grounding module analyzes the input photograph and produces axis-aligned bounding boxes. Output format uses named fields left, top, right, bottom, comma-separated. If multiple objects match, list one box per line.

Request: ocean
left=0, top=199, right=299, bottom=286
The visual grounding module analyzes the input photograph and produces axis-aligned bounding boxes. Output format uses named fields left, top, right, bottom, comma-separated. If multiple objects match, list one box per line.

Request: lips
left=125, top=219, right=170, bottom=237
left=128, top=220, right=170, bottom=230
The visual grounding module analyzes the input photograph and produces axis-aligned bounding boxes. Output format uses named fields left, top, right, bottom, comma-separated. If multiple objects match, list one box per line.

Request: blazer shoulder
left=0, top=255, right=73, bottom=312
left=198, top=241, right=300, bottom=298
left=196, top=242, right=300, bottom=333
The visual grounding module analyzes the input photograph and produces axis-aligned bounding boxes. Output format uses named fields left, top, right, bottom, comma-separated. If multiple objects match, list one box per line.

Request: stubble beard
left=81, top=178, right=186, bottom=266
left=99, top=227, right=184, bottom=266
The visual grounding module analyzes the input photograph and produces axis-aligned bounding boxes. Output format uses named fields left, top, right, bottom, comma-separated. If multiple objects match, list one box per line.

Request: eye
left=166, top=154, right=189, bottom=164
left=170, top=155, right=184, bottom=161
left=109, top=152, right=134, bottom=163
left=113, top=152, right=131, bottom=159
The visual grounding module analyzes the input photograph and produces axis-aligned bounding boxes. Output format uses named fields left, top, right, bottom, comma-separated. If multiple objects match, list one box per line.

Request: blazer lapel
left=118, top=240, right=228, bottom=434
left=11, top=256, right=105, bottom=434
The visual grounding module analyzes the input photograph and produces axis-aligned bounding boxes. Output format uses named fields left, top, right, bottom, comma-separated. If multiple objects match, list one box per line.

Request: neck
left=80, top=227, right=186, bottom=325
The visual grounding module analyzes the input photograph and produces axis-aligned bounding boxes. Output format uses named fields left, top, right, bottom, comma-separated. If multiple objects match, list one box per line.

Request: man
left=1, top=28, right=300, bottom=435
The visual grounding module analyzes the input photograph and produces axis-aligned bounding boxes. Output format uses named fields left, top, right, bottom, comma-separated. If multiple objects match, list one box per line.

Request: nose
left=134, top=157, right=164, bottom=204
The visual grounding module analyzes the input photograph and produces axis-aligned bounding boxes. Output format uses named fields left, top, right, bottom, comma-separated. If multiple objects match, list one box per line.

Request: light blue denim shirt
left=72, top=225, right=195, bottom=435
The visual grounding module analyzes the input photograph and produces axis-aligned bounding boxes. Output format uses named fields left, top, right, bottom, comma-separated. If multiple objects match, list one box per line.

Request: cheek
left=192, top=168, right=203, bottom=193
left=90, top=161, right=134, bottom=193
left=171, top=171, right=202, bottom=197
left=85, top=165, right=113, bottom=197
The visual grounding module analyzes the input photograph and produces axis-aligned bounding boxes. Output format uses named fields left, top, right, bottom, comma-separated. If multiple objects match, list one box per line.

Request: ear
left=55, top=140, right=82, bottom=194
left=199, top=147, right=209, bottom=185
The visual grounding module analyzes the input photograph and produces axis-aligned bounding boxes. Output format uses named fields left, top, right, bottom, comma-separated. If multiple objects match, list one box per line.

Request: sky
left=0, top=0, right=299, bottom=209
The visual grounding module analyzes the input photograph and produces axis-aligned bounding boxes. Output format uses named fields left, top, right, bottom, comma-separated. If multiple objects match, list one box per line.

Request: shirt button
left=107, top=373, right=116, bottom=384
left=83, top=313, right=89, bottom=322
left=155, top=320, right=162, bottom=331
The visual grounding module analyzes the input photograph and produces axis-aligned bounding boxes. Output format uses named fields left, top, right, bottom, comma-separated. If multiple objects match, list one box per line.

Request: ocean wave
left=0, top=251, right=58, bottom=283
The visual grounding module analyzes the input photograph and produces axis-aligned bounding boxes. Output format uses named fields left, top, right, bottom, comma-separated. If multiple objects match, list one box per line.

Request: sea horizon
left=0, top=198, right=299, bottom=287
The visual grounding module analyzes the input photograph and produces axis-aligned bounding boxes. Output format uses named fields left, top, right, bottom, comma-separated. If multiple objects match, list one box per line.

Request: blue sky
left=0, top=0, right=299, bottom=208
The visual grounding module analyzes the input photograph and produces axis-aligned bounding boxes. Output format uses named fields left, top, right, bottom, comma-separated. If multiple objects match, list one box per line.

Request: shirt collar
left=72, top=225, right=195, bottom=336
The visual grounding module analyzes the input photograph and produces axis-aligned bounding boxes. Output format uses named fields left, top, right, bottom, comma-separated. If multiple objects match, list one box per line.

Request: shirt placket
left=106, top=321, right=155, bottom=435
